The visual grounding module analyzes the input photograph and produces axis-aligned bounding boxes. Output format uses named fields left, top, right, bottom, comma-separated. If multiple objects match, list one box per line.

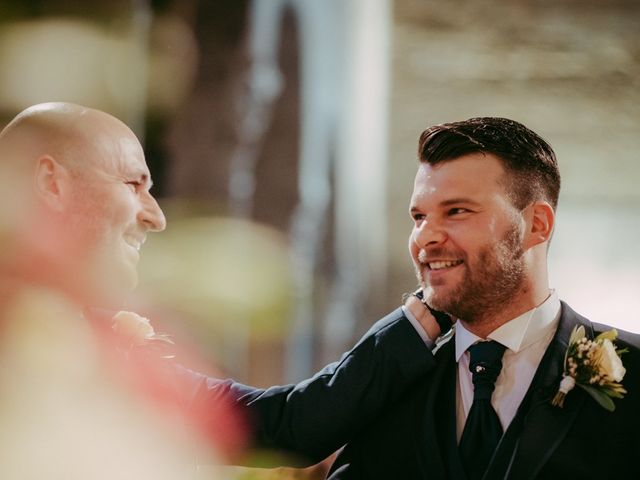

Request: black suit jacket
left=177, top=308, right=436, bottom=463
left=178, top=303, right=639, bottom=478
left=326, top=302, right=640, bottom=479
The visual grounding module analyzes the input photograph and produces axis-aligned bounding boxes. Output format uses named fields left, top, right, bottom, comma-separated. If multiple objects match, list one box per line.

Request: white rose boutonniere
left=552, top=326, right=627, bottom=411
left=112, top=311, right=175, bottom=357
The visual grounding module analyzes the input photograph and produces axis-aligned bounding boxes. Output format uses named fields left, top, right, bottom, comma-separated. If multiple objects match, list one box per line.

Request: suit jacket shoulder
left=592, top=321, right=640, bottom=349
left=508, top=302, right=640, bottom=479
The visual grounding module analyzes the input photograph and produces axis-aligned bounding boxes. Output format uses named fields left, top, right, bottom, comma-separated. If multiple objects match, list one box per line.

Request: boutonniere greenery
left=552, top=326, right=627, bottom=411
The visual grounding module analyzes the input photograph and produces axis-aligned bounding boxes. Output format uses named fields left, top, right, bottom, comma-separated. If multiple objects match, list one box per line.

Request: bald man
left=0, top=105, right=214, bottom=478
left=0, top=103, right=445, bottom=472
left=0, top=102, right=166, bottom=307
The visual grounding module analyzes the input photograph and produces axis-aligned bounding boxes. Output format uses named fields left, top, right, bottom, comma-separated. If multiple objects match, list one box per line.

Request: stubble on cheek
left=412, top=254, right=456, bottom=312
left=422, top=263, right=467, bottom=313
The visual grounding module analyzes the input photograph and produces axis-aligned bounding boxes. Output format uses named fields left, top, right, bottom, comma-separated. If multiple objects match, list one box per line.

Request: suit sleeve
left=174, top=308, right=437, bottom=463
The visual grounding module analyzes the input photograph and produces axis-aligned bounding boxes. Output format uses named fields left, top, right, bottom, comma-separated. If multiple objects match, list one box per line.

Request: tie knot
left=468, top=340, right=506, bottom=400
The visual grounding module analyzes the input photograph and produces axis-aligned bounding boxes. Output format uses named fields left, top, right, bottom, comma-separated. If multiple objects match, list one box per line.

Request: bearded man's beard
left=416, top=223, right=526, bottom=323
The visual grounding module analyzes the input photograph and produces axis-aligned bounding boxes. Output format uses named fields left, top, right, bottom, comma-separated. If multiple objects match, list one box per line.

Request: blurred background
left=0, top=0, right=638, bottom=474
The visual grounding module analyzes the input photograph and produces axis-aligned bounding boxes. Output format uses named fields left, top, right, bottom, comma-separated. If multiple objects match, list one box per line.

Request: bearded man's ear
left=524, top=201, right=555, bottom=249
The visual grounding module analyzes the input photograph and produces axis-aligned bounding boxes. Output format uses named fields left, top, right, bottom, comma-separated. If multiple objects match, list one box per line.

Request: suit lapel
left=504, top=302, right=592, bottom=479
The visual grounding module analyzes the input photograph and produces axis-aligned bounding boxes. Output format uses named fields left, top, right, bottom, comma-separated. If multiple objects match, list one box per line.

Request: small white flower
left=599, top=339, right=626, bottom=382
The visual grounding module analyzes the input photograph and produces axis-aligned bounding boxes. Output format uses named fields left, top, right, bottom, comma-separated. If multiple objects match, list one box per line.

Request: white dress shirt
left=454, top=292, right=561, bottom=441
left=402, top=292, right=561, bottom=441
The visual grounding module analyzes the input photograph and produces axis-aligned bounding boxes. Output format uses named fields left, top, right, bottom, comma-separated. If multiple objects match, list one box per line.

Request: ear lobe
left=525, top=201, right=555, bottom=248
left=34, top=155, right=70, bottom=212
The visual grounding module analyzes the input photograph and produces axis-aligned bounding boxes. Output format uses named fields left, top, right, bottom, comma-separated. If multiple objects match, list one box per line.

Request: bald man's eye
left=125, top=180, right=142, bottom=192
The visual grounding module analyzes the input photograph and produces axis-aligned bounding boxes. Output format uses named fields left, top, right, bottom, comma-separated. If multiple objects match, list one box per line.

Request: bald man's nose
left=139, top=193, right=166, bottom=232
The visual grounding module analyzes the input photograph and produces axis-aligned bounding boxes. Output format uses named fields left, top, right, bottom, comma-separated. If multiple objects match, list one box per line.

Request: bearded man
left=307, top=117, right=639, bottom=479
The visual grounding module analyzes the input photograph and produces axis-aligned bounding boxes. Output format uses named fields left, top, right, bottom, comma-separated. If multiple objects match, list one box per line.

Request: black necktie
left=459, top=340, right=507, bottom=480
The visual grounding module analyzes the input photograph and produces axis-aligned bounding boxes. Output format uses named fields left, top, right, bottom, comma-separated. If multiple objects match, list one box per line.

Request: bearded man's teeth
left=428, top=260, right=462, bottom=270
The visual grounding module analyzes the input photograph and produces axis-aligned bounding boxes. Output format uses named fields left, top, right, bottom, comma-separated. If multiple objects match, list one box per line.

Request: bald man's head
left=0, top=102, right=134, bottom=175
left=0, top=102, right=166, bottom=307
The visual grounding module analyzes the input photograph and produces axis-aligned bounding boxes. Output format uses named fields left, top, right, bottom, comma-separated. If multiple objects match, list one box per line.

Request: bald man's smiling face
left=0, top=103, right=166, bottom=306
left=63, top=116, right=166, bottom=300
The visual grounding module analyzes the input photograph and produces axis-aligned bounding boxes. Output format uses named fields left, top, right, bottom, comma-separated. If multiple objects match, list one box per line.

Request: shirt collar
left=454, top=290, right=561, bottom=362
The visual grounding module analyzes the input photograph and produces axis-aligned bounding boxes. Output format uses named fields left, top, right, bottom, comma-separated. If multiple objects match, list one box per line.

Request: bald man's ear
left=34, top=155, right=72, bottom=212
left=523, top=201, right=555, bottom=249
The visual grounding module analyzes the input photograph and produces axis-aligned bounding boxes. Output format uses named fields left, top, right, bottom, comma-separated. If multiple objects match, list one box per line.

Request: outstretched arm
left=176, top=302, right=444, bottom=463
